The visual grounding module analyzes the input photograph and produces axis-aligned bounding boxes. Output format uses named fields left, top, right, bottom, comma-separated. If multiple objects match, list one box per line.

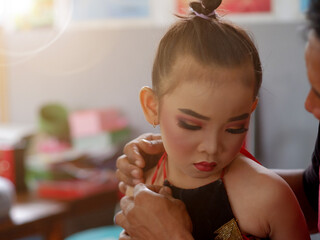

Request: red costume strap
left=240, top=147, right=261, bottom=165
left=151, top=152, right=167, bottom=185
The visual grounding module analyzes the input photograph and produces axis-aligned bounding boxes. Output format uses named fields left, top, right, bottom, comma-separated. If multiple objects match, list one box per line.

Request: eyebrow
left=228, top=113, right=249, bottom=122
left=178, top=108, right=210, bottom=120
left=178, top=108, right=250, bottom=122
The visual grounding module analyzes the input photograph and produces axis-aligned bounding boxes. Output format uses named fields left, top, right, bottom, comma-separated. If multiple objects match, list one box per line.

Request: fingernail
left=142, top=139, right=151, bottom=145
left=135, top=160, right=143, bottom=167
left=131, top=169, right=139, bottom=177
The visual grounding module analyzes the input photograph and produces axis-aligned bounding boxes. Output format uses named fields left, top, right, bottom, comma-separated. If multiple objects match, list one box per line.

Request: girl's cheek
left=226, top=133, right=247, bottom=155
left=160, top=115, right=197, bottom=150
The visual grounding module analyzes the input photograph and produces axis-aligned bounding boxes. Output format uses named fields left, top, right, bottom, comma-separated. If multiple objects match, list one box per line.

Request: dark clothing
left=164, top=178, right=238, bottom=240
left=303, top=123, right=320, bottom=213
left=154, top=148, right=269, bottom=240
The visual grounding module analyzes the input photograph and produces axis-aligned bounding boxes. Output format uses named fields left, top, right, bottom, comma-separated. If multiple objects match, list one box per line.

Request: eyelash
left=178, top=120, right=201, bottom=130
left=226, top=128, right=248, bottom=134
left=178, top=120, right=248, bottom=134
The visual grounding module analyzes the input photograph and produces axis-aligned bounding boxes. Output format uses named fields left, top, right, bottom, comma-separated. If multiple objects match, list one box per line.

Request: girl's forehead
left=161, top=79, right=254, bottom=120
left=169, top=56, right=255, bottom=86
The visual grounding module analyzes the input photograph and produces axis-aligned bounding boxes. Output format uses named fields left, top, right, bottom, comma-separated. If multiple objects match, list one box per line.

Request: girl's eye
left=178, top=120, right=202, bottom=130
left=226, top=128, right=248, bottom=134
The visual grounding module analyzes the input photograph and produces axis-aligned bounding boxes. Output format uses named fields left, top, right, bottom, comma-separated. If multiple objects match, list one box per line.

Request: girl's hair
left=152, top=0, right=262, bottom=99
left=307, top=0, right=320, bottom=38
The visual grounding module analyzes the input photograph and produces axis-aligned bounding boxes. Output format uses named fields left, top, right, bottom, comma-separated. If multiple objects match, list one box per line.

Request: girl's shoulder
left=227, top=153, right=285, bottom=188
left=224, top=154, right=307, bottom=238
left=226, top=154, right=296, bottom=208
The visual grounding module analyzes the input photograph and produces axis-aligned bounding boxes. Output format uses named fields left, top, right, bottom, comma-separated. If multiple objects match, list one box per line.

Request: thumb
left=141, top=139, right=165, bottom=155
left=159, top=186, right=172, bottom=197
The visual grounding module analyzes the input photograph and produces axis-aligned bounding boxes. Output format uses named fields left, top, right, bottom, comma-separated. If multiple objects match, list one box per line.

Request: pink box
left=220, top=0, right=271, bottom=13
left=69, top=108, right=128, bottom=138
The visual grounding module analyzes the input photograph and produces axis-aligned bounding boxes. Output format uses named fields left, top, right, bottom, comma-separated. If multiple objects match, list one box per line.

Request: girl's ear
left=140, top=86, right=159, bottom=126
left=251, top=97, right=259, bottom=113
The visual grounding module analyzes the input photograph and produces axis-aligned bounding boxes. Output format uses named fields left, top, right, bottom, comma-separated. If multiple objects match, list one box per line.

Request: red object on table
left=37, top=179, right=118, bottom=200
left=0, top=148, right=15, bottom=184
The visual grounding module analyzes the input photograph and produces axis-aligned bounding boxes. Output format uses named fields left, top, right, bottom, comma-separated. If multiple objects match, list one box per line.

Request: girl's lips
left=194, top=162, right=217, bottom=172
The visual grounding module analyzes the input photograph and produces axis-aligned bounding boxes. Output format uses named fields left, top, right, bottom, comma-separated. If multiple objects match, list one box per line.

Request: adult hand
left=115, top=183, right=193, bottom=240
left=116, top=133, right=164, bottom=194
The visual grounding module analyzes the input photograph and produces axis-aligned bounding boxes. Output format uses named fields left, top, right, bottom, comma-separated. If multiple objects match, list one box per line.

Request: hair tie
left=191, top=7, right=216, bottom=20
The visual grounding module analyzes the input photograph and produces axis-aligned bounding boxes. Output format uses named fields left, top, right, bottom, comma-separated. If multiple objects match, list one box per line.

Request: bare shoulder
left=226, top=154, right=289, bottom=189
left=225, top=154, right=289, bottom=199
left=224, top=155, right=309, bottom=239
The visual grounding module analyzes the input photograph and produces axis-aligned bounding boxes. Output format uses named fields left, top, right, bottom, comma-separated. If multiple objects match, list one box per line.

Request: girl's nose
left=198, top=132, right=219, bottom=156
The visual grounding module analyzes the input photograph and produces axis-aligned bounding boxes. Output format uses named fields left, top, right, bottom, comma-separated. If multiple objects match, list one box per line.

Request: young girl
left=125, top=0, right=309, bottom=239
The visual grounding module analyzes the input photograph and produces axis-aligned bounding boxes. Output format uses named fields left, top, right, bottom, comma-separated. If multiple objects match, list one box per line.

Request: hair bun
left=190, top=0, right=222, bottom=15
left=202, top=0, right=222, bottom=12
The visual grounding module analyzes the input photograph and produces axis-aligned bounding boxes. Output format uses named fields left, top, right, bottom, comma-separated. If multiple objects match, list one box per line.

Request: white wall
left=241, top=20, right=318, bottom=169
left=4, top=25, right=167, bottom=136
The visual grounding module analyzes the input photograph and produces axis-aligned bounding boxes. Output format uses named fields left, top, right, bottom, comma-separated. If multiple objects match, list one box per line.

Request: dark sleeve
left=303, top=123, right=320, bottom=212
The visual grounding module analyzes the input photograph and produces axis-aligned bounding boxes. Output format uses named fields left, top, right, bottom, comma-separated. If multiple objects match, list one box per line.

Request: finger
left=116, top=169, right=135, bottom=187
left=120, top=196, right=134, bottom=216
left=134, top=184, right=173, bottom=200
left=124, top=143, right=146, bottom=168
left=137, top=184, right=173, bottom=197
left=119, top=230, right=131, bottom=240
left=128, top=133, right=164, bottom=160
left=132, top=183, right=164, bottom=198
left=116, top=154, right=140, bottom=176
left=158, top=186, right=173, bottom=196
left=142, top=133, right=162, bottom=141
left=114, top=211, right=129, bottom=230
left=116, top=168, right=143, bottom=187
left=118, top=181, right=127, bottom=194
left=140, top=138, right=165, bottom=155
left=116, top=155, right=144, bottom=183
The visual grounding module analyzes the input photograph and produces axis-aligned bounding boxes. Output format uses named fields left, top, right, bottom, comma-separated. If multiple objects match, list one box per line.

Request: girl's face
left=305, top=31, right=320, bottom=120
left=158, top=60, right=257, bottom=188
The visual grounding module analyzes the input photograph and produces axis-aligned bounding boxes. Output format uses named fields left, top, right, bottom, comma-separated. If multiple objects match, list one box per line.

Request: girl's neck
left=165, top=156, right=224, bottom=189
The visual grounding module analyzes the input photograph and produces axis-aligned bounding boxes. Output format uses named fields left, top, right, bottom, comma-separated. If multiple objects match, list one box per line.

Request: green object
left=65, top=225, right=123, bottom=240
left=38, top=103, right=70, bottom=141
left=110, top=127, right=130, bottom=145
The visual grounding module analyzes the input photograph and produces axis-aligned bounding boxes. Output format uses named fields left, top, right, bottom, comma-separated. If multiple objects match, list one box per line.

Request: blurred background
left=0, top=0, right=318, bottom=239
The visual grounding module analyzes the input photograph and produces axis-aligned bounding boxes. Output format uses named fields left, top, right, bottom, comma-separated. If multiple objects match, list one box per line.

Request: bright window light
left=12, top=0, right=35, bottom=16
left=0, top=0, right=55, bottom=30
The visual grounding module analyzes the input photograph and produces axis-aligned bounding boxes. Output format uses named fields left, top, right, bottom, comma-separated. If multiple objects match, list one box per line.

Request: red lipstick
left=194, top=162, right=217, bottom=172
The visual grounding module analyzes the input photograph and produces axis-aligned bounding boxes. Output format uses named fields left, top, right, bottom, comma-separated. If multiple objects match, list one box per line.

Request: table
left=0, top=187, right=119, bottom=240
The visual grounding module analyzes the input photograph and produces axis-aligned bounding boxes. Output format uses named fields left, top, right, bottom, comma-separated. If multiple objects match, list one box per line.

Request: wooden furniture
left=0, top=187, right=119, bottom=240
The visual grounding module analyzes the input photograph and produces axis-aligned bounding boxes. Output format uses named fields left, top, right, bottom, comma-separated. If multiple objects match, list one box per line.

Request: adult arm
left=115, top=184, right=193, bottom=240
left=274, top=169, right=318, bottom=233
left=274, top=123, right=320, bottom=233
left=116, top=133, right=164, bottom=193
